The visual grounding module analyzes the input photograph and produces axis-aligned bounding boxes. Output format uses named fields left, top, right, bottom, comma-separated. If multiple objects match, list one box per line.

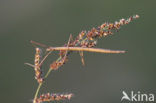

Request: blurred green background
left=1, top=0, right=156, bottom=103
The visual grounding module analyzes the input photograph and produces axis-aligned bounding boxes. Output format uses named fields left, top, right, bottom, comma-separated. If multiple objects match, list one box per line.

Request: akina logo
left=121, top=91, right=155, bottom=102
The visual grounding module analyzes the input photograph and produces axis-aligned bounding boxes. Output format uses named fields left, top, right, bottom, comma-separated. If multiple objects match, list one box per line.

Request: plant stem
left=33, top=67, right=55, bottom=103
left=33, top=83, right=42, bottom=103
left=44, top=69, right=52, bottom=78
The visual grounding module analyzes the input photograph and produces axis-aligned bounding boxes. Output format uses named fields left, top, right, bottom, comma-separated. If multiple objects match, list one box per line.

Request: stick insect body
left=46, top=47, right=125, bottom=54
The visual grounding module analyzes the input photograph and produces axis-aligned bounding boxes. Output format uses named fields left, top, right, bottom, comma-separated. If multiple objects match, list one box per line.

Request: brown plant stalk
left=26, top=15, right=139, bottom=103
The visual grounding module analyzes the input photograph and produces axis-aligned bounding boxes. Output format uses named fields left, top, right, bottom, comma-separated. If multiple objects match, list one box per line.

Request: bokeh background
left=1, top=0, right=156, bottom=103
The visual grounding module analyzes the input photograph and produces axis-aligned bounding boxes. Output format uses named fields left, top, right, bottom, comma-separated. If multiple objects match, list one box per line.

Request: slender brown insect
left=46, top=47, right=125, bottom=54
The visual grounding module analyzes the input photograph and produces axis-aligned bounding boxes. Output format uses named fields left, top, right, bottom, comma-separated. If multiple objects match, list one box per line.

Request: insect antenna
left=30, top=40, right=48, bottom=48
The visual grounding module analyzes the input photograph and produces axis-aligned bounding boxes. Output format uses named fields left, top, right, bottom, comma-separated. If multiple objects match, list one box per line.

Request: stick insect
left=26, top=35, right=125, bottom=68
left=46, top=47, right=125, bottom=54
left=46, top=45, right=125, bottom=66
